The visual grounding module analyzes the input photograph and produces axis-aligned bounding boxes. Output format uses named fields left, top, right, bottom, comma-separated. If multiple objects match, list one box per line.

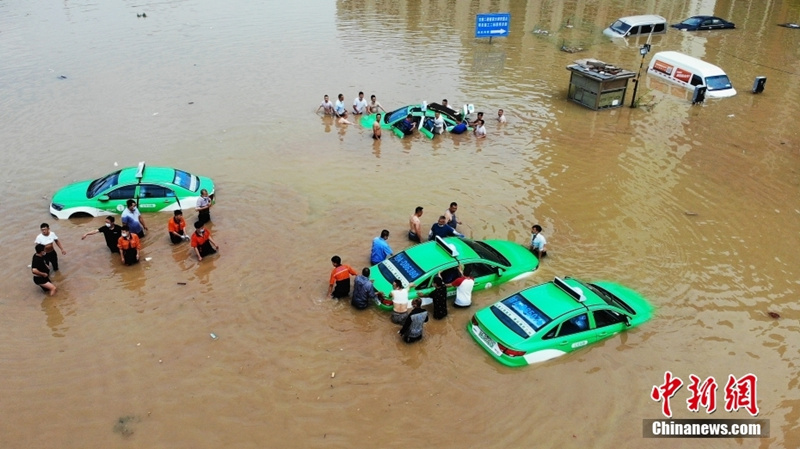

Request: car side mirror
left=495, top=267, right=504, bottom=276
left=623, top=315, right=632, bottom=327
left=98, top=195, right=110, bottom=202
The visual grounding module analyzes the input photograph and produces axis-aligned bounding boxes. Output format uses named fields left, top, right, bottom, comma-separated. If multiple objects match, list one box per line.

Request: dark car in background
left=671, top=16, right=735, bottom=31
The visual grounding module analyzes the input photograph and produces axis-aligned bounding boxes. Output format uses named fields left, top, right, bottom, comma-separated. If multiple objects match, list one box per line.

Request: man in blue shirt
left=370, top=229, right=393, bottom=264
left=428, top=216, right=464, bottom=241
left=121, top=199, right=147, bottom=238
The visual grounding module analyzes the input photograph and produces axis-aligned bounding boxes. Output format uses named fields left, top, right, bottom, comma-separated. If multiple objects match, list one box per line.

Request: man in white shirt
left=530, top=224, right=547, bottom=259
left=35, top=223, right=66, bottom=271
left=497, top=108, right=507, bottom=123
left=448, top=264, right=474, bottom=308
left=316, top=94, right=334, bottom=115
left=474, top=119, right=487, bottom=138
left=432, top=111, right=445, bottom=134
left=352, top=91, right=368, bottom=115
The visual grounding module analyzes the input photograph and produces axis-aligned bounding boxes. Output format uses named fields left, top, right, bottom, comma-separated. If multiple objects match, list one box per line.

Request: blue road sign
left=476, top=13, right=510, bottom=38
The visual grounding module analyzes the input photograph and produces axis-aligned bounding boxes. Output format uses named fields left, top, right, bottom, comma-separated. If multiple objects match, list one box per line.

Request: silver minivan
left=603, top=15, right=667, bottom=38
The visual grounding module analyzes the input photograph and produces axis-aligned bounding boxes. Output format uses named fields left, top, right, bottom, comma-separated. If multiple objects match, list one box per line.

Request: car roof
left=403, top=238, right=480, bottom=273
left=615, top=14, right=667, bottom=25
left=519, top=277, right=607, bottom=319
left=118, top=165, right=176, bottom=184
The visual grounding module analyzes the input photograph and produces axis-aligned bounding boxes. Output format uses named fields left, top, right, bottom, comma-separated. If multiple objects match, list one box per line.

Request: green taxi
left=49, top=162, right=215, bottom=219
left=369, top=236, right=539, bottom=310
left=468, top=276, right=654, bottom=367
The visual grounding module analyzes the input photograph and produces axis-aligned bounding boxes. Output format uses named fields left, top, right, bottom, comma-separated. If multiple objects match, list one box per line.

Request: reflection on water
left=0, top=0, right=799, bottom=447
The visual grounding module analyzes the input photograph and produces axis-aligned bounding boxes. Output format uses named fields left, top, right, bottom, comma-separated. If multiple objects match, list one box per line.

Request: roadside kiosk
left=566, top=59, right=635, bottom=110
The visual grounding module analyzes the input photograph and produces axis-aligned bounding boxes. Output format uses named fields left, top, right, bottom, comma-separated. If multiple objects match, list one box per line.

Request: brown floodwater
left=1, top=0, right=799, bottom=447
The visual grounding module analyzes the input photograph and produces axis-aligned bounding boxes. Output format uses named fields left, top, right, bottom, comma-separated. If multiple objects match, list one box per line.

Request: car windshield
left=380, top=252, right=425, bottom=283
left=681, top=17, right=702, bottom=26
left=173, top=169, right=199, bottom=191
left=385, top=107, right=408, bottom=124
left=460, top=240, right=510, bottom=266
left=705, top=75, right=733, bottom=91
left=491, top=293, right=551, bottom=338
left=610, top=20, right=631, bottom=34
left=577, top=281, right=636, bottom=315
left=87, top=170, right=121, bottom=198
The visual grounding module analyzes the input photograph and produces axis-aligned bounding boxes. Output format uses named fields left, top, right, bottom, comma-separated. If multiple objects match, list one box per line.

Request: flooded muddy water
left=1, top=0, right=799, bottom=447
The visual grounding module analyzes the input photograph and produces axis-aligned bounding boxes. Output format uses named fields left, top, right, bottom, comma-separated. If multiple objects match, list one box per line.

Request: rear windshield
left=705, top=75, right=733, bottom=91
left=610, top=20, right=631, bottom=34
left=461, top=240, right=510, bottom=266
left=87, top=170, right=121, bottom=198
left=173, top=169, right=199, bottom=191
left=491, top=294, right=551, bottom=337
left=380, top=252, right=425, bottom=283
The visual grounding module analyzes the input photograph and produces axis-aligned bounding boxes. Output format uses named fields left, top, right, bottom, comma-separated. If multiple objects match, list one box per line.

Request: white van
left=647, top=51, right=736, bottom=98
left=603, top=15, right=667, bottom=38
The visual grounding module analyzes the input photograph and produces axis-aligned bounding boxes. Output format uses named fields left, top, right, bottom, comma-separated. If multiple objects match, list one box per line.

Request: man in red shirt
left=190, top=221, right=219, bottom=262
left=327, top=255, right=357, bottom=299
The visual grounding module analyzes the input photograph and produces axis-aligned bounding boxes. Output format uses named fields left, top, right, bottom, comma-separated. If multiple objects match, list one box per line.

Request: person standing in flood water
left=327, top=255, right=357, bottom=299
left=430, top=276, right=448, bottom=319
left=31, top=244, right=57, bottom=296
left=530, top=224, right=547, bottom=259
left=316, top=94, right=334, bottom=115
left=443, top=202, right=461, bottom=230
left=408, top=206, right=424, bottom=243
left=372, top=113, right=382, bottom=139
left=35, top=223, right=66, bottom=271
left=117, top=225, right=141, bottom=266
left=191, top=221, right=219, bottom=262
left=196, top=189, right=212, bottom=225
left=82, top=216, right=122, bottom=253
left=122, top=199, right=147, bottom=238
left=168, top=210, right=188, bottom=244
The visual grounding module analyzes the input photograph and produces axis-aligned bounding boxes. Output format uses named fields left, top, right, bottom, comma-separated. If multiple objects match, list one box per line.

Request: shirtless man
left=367, top=94, right=385, bottom=114
left=338, top=110, right=354, bottom=125
left=372, top=113, right=382, bottom=139
left=408, top=206, right=424, bottom=243
left=497, top=108, right=507, bottom=123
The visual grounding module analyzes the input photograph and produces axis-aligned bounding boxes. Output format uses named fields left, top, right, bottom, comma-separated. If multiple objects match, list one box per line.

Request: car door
left=102, top=184, right=137, bottom=214
left=137, top=184, right=178, bottom=212
left=591, top=308, right=629, bottom=343
left=547, top=312, right=595, bottom=352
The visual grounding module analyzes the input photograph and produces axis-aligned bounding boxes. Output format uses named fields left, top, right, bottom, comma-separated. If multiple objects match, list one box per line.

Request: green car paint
left=49, top=162, right=215, bottom=219
left=360, top=103, right=471, bottom=139
left=369, top=237, right=539, bottom=310
left=468, top=276, right=655, bottom=367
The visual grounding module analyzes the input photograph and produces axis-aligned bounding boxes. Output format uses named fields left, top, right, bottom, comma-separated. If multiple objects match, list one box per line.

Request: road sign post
left=476, top=13, right=510, bottom=43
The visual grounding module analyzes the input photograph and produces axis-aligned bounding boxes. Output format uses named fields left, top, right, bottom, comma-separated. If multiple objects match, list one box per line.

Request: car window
left=415, top=276, right=433, bottom=290
left=628, top=25, right=640, bottom=36
left=640, top=24, right=653, bottom=34
left=464, top=262, right=495, bottom=278
left=107, top=185, right=136, bottom=200
left=705, top=75, right=733, bottom=91
left=556, top=313, right=589, bottom=337
left=440, top=266, right=461, bottom=284
left=654, top=23, right=666, bottom=32
left=88, top=171, right=121, bottom=198
left=610, top=20, right=631, bottom=34
left=593, top=309, right=627, bottom=328
left=139, top=185, right=176, bottom=198
left=385, top=107, right=408, bottom=124
left=690, top=75, right=703, bottom=86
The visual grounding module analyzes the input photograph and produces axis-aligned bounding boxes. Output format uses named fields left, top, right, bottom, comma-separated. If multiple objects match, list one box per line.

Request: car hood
left=592, top=281, right=655, bottom=325
left=52, top=179, right=92, bottom=204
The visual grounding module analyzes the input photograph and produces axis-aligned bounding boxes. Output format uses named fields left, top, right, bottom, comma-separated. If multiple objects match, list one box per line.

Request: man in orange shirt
left=117, top=225, right=141, bottom=265
left=327, top=255, right=357, bottom=299
left=168, top=210, right=188, bottom=244
left=190, top=221, right=219, bottom=262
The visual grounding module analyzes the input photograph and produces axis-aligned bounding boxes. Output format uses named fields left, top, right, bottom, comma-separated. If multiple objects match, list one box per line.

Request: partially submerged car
left=671, top=16, right=735, bottom=31
left=50, top=162, right=215, bottom=219
left=369, top=236, right=539, bottom=310
left=468, top=276, right=654, bottom=367
left=603, top=14, right=667, bottom=38
left=360, top=102, right=468, bottom=139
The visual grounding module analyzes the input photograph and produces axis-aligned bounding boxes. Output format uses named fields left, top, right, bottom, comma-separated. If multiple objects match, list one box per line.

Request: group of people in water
left=326, top=200, right=548, bottom=344
left=315, top=93, right=507, bottom=140
left=30, top=191, right=219, bottom=296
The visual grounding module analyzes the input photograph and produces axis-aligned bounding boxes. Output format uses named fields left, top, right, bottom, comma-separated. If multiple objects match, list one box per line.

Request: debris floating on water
left=210, top=333, right=218, bottom=340
left=331, top=372, right=335, bottom=378
left=684, top=211, right=698, bottom=216
left=768, top=311, right=780, bottom=319
left=177, top=282, right=187, bottom=285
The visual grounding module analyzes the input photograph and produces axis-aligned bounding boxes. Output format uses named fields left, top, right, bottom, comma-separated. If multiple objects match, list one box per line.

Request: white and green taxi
left=49, top=162, right=215, bottom=219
